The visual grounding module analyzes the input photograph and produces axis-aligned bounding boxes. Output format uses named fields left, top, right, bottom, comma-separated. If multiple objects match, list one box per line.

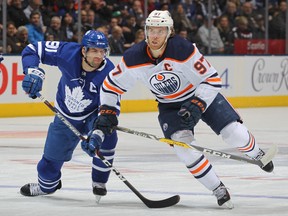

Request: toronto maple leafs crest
left=65, top=85, right=92, bottom=113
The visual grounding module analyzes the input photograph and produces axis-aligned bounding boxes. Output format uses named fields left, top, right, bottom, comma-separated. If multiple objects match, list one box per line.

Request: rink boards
left=0, top=55, right=287, bottom=117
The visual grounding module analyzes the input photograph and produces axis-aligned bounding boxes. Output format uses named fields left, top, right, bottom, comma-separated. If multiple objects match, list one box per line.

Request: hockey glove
left=94, top=105, right=118, bottom=135
left=22, top=67, right=45, bottom=99
left=178, top=96, right=207, bottom=129
left=81, top=130, right=104, bottom=157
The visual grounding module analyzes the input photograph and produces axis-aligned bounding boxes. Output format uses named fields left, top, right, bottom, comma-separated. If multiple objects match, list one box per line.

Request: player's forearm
left=22, top=44, right=40, bottom=71
left=100, top=89, right=119, bottom=108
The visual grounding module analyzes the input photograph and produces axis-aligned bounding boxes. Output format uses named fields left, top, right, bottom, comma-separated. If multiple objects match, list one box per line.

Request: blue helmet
left=81, top=30, right=109, bottom=54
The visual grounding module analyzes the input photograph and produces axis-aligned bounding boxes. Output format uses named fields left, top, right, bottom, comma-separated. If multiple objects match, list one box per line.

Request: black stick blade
left=143, top=195, right=180, bottom=208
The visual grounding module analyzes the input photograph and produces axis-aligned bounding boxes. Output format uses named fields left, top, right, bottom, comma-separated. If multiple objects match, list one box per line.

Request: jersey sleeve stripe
left=107, top=74, right=127, bottom=92
left=204, top=74, right=222, bottom=88
left=201, top=82, right=222, bottom=89
left=101, top=86, right=120, bottom=97
left=206, top=77, right=221, bottom=82
left=37, top=42, right=42, bottom=63
left=103, top=79, right=125, bottom=95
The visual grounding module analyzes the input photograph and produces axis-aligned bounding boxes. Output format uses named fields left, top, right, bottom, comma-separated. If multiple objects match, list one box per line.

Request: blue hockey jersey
left=22, top=41, right=115, bottom=120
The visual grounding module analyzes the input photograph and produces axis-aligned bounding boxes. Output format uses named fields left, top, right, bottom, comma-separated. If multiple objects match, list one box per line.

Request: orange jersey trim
left=122, top=44, right=197, bottom=69
left=206, top=77, right=222, bottom=83
left=103, top=79, right=124, bottom=95
left=164, top=48, right=196, bottom=63
left=122, top=56, right=153, bottom=69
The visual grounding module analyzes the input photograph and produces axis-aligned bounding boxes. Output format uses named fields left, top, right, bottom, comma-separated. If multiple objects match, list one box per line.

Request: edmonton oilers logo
left=149, top=72, right=180, bottom=95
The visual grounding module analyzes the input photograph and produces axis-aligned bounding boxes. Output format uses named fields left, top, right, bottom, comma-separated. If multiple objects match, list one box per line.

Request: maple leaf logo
left=64, top=86, right=92, bottom=113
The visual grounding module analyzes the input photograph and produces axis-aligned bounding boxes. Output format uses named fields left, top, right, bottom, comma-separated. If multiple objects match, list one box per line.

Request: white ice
left=0, top=107, right=287, bottom=216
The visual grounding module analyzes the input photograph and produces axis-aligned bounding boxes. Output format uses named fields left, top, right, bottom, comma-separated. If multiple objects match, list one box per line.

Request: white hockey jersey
left=101, top=35, right=222, bottom=109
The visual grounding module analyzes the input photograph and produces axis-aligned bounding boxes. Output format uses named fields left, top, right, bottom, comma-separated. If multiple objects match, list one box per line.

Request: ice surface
left=0, top=107, right=287, bottom=216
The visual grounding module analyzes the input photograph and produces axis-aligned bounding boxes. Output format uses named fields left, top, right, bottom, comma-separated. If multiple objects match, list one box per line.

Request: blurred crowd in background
left=0, top=0, right=287, bottom=55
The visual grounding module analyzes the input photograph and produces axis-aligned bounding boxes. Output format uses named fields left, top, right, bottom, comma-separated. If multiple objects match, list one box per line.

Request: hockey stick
left=116, top=126, right=277, bottom=168
left=35, top=92, right=180, bottom=208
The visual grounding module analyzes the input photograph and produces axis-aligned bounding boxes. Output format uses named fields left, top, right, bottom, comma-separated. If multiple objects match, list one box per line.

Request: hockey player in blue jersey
left=81, top=10, right=275, bottom=209
left=20, top=30, right=118, bottom=201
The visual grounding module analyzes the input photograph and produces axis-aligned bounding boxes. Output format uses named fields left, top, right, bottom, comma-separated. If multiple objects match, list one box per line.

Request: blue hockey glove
left=0, top=54, right=3, bottom=63
left=94, top=105, right=118, bottom=135
left=22, top=67, right=45, bottom=99
left=81, top=130, right=104, bottom=157
left=178, top=96, right=207, bottom=129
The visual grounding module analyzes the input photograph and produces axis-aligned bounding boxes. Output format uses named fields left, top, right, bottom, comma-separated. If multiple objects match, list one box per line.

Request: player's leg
left=20, top=116, right=80, bottom=196
left=202, top=93, right=274, bottom=172
left=158, top=102, right=233, bottom=208
left=82, top=112, right=118, bottom=199
left=91, top=130, right=118, bottom=201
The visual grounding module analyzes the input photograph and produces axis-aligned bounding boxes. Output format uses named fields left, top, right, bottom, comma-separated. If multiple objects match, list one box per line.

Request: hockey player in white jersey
left=20, top=30, right=119, bottom=202
left=81, top=11, right=274, bottom=208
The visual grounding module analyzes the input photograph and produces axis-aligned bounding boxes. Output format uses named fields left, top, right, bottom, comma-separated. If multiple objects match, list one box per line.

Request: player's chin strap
left=84, top=56, right=94, bottom=68
left=35, top=92, right=180, bottom=208
left=116, top=126, right=278, bottom=168
left=83, top=52, right=97, bottom=68
left=82, top=47, right=94, bottom=68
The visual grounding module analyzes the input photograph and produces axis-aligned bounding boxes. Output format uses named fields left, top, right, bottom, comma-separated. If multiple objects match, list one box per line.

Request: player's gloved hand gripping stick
left=35, top=92, right=180, bottom=208
left=178, top=96, right=207, bottom=129
left=22, top=67, right=45, bottom=99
